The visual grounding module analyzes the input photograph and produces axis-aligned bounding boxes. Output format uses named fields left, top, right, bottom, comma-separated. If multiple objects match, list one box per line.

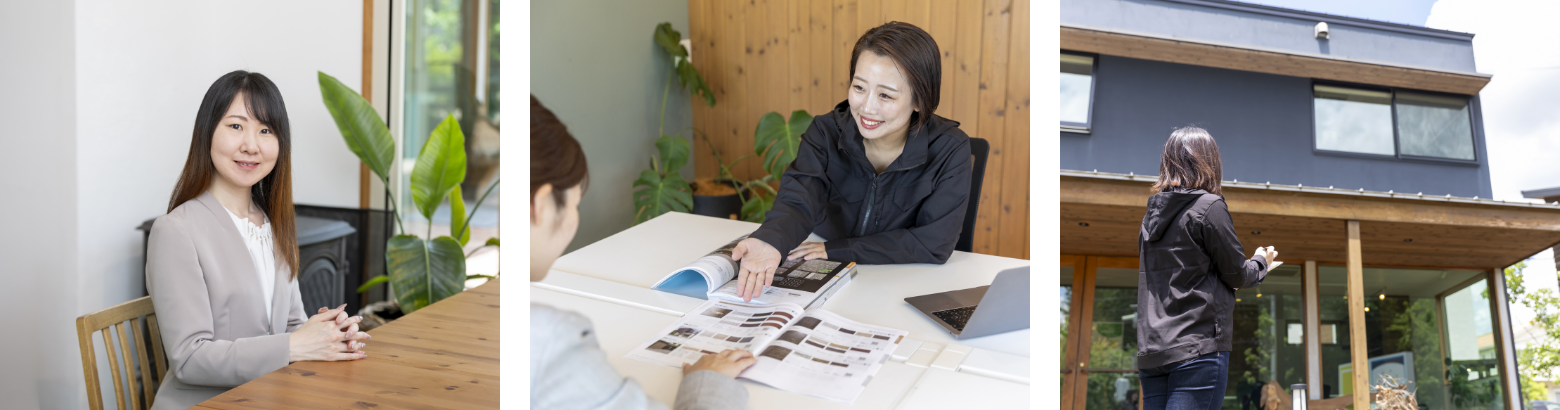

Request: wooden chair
left=76, top=296, right=167, bottom=410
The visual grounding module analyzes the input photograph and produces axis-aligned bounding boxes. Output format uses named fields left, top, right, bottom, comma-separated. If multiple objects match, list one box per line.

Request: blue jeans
left=1140, top=351, right=1229, bottom=410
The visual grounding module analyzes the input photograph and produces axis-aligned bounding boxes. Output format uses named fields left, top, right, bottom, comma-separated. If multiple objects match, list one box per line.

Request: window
left=1313, top=84, right=1477, bottom=161
left=1060, top=53, right=1095, bottom=133
left=1396, top=91, right=1475, bottom=160
left=401, top=0, right=501, bottom=284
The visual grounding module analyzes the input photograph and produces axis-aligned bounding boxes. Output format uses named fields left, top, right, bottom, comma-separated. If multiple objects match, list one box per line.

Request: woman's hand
left=731, top=238, right=782, bottom=302
left=788, top=242, right=827, bottom=261
left=1254, top=246, right=1279, bottom=271
left=681, top=349, right=757, bottom=379
left=288, top=305, right=370, bottom=363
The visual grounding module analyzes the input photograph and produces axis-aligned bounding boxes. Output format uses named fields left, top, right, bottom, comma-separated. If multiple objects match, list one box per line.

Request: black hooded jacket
left=1135, top=187, right=1267, bottom=369
left=748, top=100, right=971, bottom=264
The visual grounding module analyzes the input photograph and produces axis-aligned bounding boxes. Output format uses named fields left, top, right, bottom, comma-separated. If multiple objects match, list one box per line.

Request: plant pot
left=358, top=301, right=403, bottom=331
left=691, top=179, right=744, bottom=220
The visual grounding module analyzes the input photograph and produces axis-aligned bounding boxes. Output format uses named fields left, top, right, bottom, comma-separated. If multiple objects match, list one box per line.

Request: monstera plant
left=699, top=110, right=812, bottom=222
left=632, top=22, right=715, bottom=224
left=317, top=71, right=499, bottom=314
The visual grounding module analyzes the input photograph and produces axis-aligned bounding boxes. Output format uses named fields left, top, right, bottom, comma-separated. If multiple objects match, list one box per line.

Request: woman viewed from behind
left=529, top=95, right=758, bottom=410
left=1136, top=126, right=1279, bottom=410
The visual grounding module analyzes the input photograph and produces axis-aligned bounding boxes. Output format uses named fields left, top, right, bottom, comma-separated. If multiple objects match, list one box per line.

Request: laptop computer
left=904, top=266, right=1030, bottom=339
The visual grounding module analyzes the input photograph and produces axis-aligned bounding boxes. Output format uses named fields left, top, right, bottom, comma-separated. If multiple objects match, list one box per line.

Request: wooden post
left=1060, top=256, right=1088, bottom=409
left=360, top=0, right=374, bottom=209
left=1489, top=267, right=1523, bottom=409
left=1346, top=221, right=1370, bottom=410
left=1304, top=260, right=1321, bottom=400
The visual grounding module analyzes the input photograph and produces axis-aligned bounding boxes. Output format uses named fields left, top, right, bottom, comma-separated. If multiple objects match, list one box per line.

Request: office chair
left=956, top=138, right=989, bottom=253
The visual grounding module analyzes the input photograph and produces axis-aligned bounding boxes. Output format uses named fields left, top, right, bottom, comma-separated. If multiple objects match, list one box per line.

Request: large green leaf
left=754, top=110, right=812, bottom=181
left=741, top=193, right=775, bottom=223
left=386, top=235, right=466, bottom=314
left=632, top=169, right=692, bottom=224
left=318, top=71, right=394, bottom=181
left=676, top=60, right=716, bottom=106
left=411, top=115, right=467, bottom=221
left=654, top=22, right=687, bottom=59
left=449, top=185, right=469, bottom=247
left=656, top=135, right=690, bottom=175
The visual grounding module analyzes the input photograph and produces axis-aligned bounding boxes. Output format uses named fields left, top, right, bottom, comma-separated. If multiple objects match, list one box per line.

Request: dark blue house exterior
left=1056, top=1, right=1560, bottom=410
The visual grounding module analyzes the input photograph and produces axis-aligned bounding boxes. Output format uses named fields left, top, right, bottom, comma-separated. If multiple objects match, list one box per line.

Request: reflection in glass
left=1086, top=267, right=1138, bottom=410
left=1061, top=54, right=1094, bottom=126
left=1225, top=263, right=1306, bottom=409
left=1396, top=92, right=1474, bottom=160
left=1063, top=266, right=1075, bottom=391
left=1314, top=85, right=1394, bottom=156
left=1318, top=266, right=1354, bottom=400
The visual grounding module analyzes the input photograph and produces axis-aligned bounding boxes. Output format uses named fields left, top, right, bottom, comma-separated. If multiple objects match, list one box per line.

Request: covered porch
left=1059, top=170, right=1560, bottom=410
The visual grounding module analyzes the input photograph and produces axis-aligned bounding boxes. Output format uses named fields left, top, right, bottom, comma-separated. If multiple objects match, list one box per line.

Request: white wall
left=0, top=2, right=80, bottom=409
left=0, top=1, right=365, bottom=408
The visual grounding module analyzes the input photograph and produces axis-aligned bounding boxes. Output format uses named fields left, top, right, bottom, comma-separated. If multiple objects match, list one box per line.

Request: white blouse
left=226, top=207, right=276, bottom=321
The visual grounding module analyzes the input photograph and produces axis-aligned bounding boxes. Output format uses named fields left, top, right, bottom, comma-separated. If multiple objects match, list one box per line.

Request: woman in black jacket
left=728, top=22, right=973, bottom=302
left=1137, top=126, right=1279, bottom=410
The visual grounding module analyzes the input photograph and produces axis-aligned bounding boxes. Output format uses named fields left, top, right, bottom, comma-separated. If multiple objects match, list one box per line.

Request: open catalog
left=626, top=299, right=908, bottom=404
left=650, top=235, right=858, bottom=309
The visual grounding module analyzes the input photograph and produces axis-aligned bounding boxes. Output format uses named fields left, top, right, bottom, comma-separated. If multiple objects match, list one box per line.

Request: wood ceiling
left=1061, top=176, right=1560, bottom=269
left=1061, top=25, right=1492, bottom=96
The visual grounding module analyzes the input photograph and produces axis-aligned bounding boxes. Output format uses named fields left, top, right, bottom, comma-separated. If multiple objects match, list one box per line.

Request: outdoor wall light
left=1315, top=22, right=1330, bottom=39
left=1078, top=222, right=1089, bottom=227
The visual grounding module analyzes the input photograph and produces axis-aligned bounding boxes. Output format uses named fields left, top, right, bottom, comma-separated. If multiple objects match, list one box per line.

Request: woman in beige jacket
left=145, top=70, right=371, bottom=409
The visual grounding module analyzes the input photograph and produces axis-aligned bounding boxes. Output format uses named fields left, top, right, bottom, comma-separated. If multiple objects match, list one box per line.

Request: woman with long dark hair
left=1136, top=126, right=1278, bottom=410
left=145, top=70, right=369, bottom=409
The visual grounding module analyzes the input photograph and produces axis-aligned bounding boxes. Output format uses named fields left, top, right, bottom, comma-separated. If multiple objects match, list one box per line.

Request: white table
left=535, top=212, right=1031, bottom=408
left=548, top=212, right=1033, bottom=357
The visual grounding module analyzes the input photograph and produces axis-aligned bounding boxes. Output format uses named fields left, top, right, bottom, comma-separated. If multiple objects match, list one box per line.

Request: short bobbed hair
left=849, top=21, right=941, bottom=133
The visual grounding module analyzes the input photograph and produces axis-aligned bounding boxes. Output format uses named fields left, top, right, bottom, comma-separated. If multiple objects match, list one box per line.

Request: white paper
left=624, top=299, right=906, bottom=404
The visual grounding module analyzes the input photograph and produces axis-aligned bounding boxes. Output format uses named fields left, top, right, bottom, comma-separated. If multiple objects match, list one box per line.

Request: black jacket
left=1135, top=187, right=1267, bottom=369
left=749, top=101, right=972, bottom=264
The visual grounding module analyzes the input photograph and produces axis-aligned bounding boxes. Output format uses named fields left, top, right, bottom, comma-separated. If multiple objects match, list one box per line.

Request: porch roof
left=1060, top=170, right=1560, bottom=268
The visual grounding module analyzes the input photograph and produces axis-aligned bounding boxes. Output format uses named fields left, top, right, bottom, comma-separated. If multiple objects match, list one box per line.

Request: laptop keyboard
left=931, top=305, right=979, bottom=332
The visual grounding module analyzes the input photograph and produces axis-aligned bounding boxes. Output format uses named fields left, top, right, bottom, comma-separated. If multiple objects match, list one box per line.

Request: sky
left=1238, top=0, right=1560, bottom=346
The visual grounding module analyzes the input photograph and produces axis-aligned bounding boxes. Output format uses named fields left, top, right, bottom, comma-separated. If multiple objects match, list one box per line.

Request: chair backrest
left=76, top=296, right=166, bottom=410
left=957, top=137, right=990, bottom=253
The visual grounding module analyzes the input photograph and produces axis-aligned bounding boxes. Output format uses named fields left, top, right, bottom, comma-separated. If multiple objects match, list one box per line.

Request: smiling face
left=848, top=51, right=916, bottom=141
left=209, top=93, right=279, bottom=191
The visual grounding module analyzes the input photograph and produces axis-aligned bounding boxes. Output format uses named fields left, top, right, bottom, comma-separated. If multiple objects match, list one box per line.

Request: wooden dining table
left=195, top=278, right=501, bottom=409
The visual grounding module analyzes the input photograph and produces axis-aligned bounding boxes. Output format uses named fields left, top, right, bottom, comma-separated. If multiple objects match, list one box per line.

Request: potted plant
left=730, top=110, right=812, bottom=222
left=317, top=71, right=500, bottom=319
left=633, top=22, right=717, bottom=224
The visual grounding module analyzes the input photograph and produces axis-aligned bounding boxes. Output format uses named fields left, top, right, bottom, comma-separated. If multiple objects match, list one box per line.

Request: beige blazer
left=144, top=191, right=305, bottom=410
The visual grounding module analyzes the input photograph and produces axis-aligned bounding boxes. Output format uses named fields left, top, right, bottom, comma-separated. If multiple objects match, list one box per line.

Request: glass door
left=1082, top=257, right=1142, bottom=410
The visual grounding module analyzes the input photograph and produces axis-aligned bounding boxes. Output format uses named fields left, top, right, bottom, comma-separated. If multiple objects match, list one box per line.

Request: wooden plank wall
left=687, top=0, right=1030, bottom=259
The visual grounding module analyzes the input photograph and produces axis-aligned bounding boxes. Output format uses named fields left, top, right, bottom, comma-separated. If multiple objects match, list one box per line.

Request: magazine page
left=649, top=236, right=747, bottom=299
left=624, top=299, right=806, bottom=368
left=738, top=309, right=907, bottom=404
left=709, top=258, right=853, bottom=306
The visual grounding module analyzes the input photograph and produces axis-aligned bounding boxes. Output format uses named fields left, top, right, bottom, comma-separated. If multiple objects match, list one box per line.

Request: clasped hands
left=287, top=303, right=371, bottom=362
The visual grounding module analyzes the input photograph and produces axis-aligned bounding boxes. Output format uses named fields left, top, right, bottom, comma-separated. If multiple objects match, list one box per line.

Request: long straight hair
left=1152, top=126, right=1224, bottom=197
left=168, top=70, right=299, bottom=279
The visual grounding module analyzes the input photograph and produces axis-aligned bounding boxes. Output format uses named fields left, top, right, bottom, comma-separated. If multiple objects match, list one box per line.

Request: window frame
left=1309, top=80, right=1481, bottom=166
left=1060, top=50, right=1098, bottom=134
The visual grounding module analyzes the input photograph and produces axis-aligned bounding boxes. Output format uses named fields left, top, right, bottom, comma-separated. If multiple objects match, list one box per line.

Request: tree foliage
left=1503, top=261, right=1560, bottom=402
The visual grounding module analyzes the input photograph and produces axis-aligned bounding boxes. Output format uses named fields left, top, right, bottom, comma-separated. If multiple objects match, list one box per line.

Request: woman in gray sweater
left=529, top=95, right=756, bottom=410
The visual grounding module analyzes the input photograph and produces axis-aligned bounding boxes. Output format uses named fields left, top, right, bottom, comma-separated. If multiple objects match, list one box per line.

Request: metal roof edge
left=1060, top=23, right=1492, bottom=80
left=1156, top=0, right=1476, bottom=41
left=1060, top=169, right=1560, bottom=209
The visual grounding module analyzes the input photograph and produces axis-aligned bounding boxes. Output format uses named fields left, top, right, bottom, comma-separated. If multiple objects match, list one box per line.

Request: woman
left=146, top=70, right=370, bottom=409
left=731, top=21, right=972, bottom=302
left=530, top=95, right=758, bottom=409
left=1136, top=126, right=1279, bottom=410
